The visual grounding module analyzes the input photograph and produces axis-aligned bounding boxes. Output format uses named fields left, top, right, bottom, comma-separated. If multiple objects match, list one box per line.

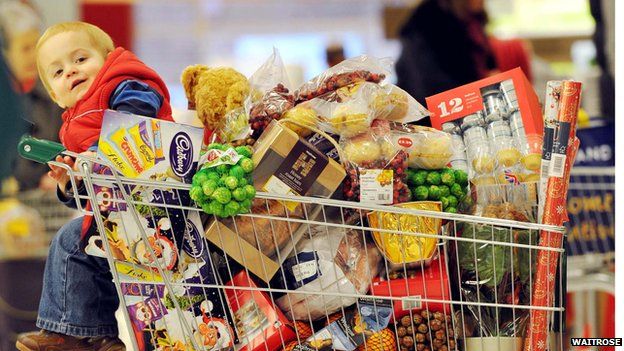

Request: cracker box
left=226, top=271, right=296, bottom=351
left=425, top=68, right=543, bottom=183
left=369, top=255, right=450, bottom=321
left=203, top=202, right=322, bottom=283
left=252, top=120, right=346, bottom=208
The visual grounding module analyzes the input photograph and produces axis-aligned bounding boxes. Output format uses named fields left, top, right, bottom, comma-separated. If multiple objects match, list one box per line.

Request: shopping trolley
left=20, top=142, right=567, bottom=351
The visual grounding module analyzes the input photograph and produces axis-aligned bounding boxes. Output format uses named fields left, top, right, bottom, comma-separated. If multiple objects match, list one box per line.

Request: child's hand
left=48, top=155, right=75, bottom=193
left=47, top=151, right=96, bottom=194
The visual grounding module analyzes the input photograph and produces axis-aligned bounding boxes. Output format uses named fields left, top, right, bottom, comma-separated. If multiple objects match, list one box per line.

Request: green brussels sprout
left=207, top=200, right=223, bottom=215
left=201, top=203, right=213, bottom=214
left=202, top=179, right=218, bottom=196
left=426, top=171, right=441, bottom=185
left=406, top=168, right=416, bottom=180
left=447, top=195, right=458, bottom=208
left=212, top=187, right=232, bottom=204
left=440, top=169, right=456, bottom=186
left=192, top=172, right=208, bottom=187
left=206, top=171, right=220, bottom=182
left=232, top=188, right=247, bottom=202
left=460, top=194, right=474, bottom=208
left=239, top=158, right=254, bottom=173
left=439, top=185, right=450, bottom=198
left=229, top=165, right=246, bottom=179
left=235, top=146, right=253, bottom=158
left=440, top=196, right=450, bottom=209
left=450, top=183, right=464, bottom=197
left=413, top=185, right=428, bottom=201
left=454, top=169, right=469, bottom=186
left=243, top=185, right=256, bottom=200
left=190, top=185, right=204, bottom=202
left=225, top=201, right=241, bottom=216
left=446, top=207, right=458, bottom=214
left=223, top=176, right=239, bottom=190
left=216, top=164, right=229, bottom=175
left=428, top=185, right=441, bottom=200
left=240, top=199, right=252, bottom=211
left=410, top=172, right=426, bottom=186
left=238, top=177, right=248, bottom=187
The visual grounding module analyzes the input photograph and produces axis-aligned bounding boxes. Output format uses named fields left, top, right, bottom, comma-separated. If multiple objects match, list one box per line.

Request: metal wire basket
left=56, top=152, right=566, bottom=351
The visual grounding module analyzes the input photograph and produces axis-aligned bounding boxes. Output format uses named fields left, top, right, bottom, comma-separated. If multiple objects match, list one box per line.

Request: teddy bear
left=180, top=64, right=250, bottom=133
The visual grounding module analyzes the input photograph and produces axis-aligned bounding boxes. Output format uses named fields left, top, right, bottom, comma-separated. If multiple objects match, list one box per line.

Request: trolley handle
left=18, top=135, right=66, bottom=164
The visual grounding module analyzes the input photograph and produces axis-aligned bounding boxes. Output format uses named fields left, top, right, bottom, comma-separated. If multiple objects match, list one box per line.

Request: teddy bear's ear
left=180, top=64, right=209, bottom=107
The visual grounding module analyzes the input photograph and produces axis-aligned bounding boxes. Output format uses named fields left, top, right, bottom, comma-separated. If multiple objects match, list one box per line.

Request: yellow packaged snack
left=98, top=139, right=138, bottom=178
left=128, top=120, right=156, bottom=169
left=108, top=127, right=145, bottom=175
left=368, top=201, right=442, bottom=268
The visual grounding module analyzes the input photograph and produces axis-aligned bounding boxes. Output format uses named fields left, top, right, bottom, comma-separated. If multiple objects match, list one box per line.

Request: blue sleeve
left=109, top=79, right=163, bottom=118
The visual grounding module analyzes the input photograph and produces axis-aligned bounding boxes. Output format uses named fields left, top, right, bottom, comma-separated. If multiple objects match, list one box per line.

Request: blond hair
left=36, top=21, right=114, bottom=98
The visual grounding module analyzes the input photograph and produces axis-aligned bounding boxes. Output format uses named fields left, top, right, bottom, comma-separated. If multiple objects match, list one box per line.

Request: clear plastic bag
left=246, top=49, right=295, bottom=140
left=390, top=123, right=453, bottom=169
left=275, top=226, right=382, bottom=321
left=327, top=82, right=429, bottom=124
left=294, top=55, right=391, bottom=103
left=341, top=120, right=410, bottom=205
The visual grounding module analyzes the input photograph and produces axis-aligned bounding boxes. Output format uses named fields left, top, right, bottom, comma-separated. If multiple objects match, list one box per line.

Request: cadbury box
left=252, top=120, right=346, bottom=206
left=369, top=255, right=451, bottom=322
left=226, top=271, right=296, bottom=351
left=88, top=110, right=204, bottom=266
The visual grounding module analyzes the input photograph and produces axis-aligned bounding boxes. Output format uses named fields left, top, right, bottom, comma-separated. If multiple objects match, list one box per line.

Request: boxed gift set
left=426, top=68, right=543, bottom=185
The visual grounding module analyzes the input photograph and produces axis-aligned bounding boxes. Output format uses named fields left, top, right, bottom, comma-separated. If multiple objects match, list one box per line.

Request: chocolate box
left=252, top=120, right=346, bottom=206
left=369, top=255, right=451, bottom=321
left=226, top=271, right=296, bottom=351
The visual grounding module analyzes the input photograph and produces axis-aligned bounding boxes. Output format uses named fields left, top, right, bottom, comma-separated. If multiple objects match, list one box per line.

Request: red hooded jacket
left=59, top=47, right=173, bottom=152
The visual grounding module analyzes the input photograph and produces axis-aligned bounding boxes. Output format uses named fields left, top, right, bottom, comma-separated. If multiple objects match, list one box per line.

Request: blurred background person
left=325, top=43, right=345, bottom=68
left=0, top=0, right=63, bottom=192
left=395, top=0, right=497, bottom=105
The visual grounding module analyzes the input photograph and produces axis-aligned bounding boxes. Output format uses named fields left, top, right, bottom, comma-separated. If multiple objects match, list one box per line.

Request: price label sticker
left=359, top=169, right=393, bottom=205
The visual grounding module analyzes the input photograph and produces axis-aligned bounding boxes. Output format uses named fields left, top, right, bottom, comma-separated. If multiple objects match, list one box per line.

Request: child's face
left=38, top=31, right=106, bottom=108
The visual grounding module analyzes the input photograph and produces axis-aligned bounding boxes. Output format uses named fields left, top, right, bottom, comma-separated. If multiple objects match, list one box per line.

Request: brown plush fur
left=180, top=65, right=250, bottom=130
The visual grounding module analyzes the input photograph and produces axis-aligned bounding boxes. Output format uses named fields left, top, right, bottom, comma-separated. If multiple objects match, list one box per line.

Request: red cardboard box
left=226, top=271, right=296, bottom=351
left=426, top=68, right=542, bottom=135
left=369, top=255, right=451, bottom=321
left=426, top=68, right=544, bottom=180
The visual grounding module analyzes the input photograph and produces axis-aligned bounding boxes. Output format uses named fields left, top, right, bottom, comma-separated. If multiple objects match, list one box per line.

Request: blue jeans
left=36, top=216, right=120, bottom=337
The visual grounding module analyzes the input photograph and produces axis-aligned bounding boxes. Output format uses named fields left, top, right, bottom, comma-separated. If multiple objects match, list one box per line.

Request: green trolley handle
left=18, top=135, right=66, bottom=164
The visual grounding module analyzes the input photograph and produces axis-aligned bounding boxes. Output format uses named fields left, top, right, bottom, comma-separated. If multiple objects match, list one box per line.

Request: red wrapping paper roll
left=524, top=81, right=582, bottom=351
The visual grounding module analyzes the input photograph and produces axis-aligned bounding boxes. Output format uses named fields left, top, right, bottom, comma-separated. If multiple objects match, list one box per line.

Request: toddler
left=16, top=21, right=173, bottom=351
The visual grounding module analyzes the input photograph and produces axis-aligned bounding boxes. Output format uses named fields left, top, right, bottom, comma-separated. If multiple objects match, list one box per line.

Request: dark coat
left=396, top=0, right=496, bottom=105
left=12, top=80, right=64, bottom=190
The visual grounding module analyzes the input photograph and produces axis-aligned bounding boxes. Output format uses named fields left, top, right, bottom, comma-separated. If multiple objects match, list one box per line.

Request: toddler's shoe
left=15, top=330, right=93, bottom=351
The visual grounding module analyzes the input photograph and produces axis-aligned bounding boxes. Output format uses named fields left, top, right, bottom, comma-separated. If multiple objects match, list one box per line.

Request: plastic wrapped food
left=245, top=49, right=295, bottom=139
left=391, top=123, right=453, bottom=169
left=274, top=226, right=382, bottom=321
left=294, top=55, right=390, bottom=103
left=341, top=120, right=410, bottom=205
left=368, top=201, right=442, bottom=270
